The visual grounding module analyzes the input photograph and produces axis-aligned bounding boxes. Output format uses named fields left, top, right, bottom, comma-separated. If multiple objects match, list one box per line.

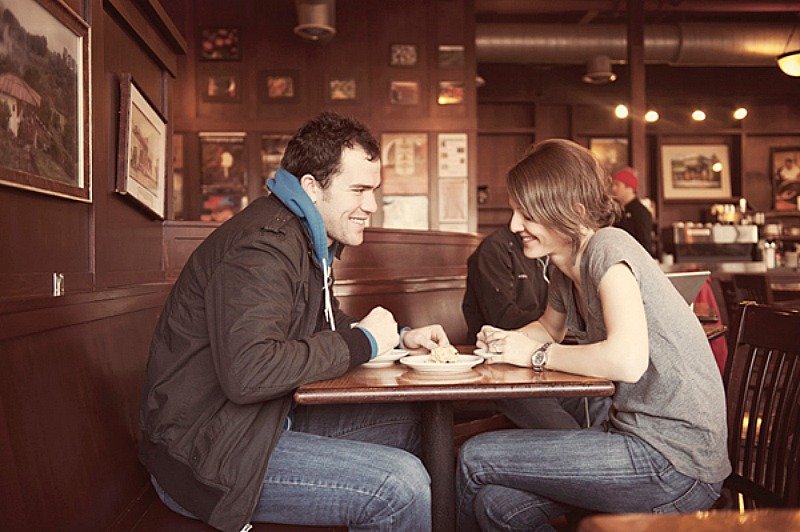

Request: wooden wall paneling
left=535, top=104, right=571, bottom=140
left=0, top=286, right=171, bottom=529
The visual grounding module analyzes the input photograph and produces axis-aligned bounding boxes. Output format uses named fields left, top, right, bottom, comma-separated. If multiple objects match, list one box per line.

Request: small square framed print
left=437, top=45, right=465, bottom=68
left=328, top=77, right=357, bottom=101
left=390, top=44, right=418, bottom=67
left=390, top=81, right=419, bottom=105
left=200, top=72, right=241, bottom=103
left=199, top=28, right=241, bottom=61
left=259, top=70, right=298, bottom=102
left=437, top=81, right=464, bottom=105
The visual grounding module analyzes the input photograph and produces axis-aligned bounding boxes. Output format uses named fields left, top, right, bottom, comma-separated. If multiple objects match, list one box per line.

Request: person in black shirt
left=609, top=167, right=654, bottom=256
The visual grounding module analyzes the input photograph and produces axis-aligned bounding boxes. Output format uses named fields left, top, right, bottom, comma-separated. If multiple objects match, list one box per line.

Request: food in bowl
left=429, top=345, right=459, bottom=363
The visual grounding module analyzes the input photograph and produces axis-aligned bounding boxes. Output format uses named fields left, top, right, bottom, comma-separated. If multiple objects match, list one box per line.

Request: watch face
left=533, top=350, right=546, bottom=366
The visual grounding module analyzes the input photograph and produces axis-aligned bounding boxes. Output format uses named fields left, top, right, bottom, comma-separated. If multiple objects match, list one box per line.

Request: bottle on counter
left=763, top=241, right=777, bottom=269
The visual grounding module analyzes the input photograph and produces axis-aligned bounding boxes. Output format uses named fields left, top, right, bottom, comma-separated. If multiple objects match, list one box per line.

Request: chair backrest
left=732, top=273, right=775, bottom=305
left=722, top=302, right=800, bottom=509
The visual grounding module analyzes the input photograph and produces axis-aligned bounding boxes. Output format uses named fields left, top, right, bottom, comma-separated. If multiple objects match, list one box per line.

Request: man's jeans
left=457, top=428, right=722, bottom=531
left=156, top=402, right=431, bottom=531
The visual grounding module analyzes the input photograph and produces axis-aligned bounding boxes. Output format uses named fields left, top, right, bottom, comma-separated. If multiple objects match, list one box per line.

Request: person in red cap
left=610, top=167, right=654, bottom=256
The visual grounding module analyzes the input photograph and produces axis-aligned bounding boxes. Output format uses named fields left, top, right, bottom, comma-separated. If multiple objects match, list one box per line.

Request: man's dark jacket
left=139, top=194, right=371, bottom=531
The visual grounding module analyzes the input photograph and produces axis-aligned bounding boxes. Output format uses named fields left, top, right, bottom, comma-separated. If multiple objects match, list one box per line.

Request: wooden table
left=578, top=508, right=800, bottom=531
left=295, top=360, right=615, bottom=532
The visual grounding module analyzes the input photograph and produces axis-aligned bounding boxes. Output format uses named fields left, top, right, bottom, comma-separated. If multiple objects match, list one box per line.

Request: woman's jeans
left=155, top=402, right=431, bottom=531
left=457, top=428, right=722, bottom=532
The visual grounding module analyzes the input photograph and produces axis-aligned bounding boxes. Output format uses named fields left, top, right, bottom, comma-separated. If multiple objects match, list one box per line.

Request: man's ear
left=299, top=174, right=320, bottom=203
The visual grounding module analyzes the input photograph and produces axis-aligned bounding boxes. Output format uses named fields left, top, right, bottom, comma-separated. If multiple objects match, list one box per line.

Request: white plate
left=399, top=354, right=483, bottom=374
left=362, top=348, right=409, bottom=368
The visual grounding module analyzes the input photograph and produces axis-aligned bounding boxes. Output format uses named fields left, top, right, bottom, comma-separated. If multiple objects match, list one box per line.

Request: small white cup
left=661, top=253, right=674, bottom=266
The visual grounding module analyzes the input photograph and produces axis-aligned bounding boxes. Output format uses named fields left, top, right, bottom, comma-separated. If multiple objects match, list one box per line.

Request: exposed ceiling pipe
left=476, top=23, right=798, bottom=66
left=475, top=0, right=800, bottom=15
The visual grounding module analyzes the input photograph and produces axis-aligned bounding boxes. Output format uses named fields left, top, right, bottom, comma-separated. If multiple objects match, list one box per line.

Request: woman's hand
left=479, top=325, right=538, bottom=368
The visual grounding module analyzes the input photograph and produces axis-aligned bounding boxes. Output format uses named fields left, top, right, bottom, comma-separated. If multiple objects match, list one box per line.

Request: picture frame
left=589, top=137, right=628, bottom=176
left=0, top=0, right=90, bottom=202
left=437, top=81, right=464, bottom=105
left=437, top=133, right=468, bottom=178
left=437, top=45, right=465, bottom=69
left=381, top=132, right=428, bottom=195
left=199, top=71, right=242, bottom=103
left=389, top=44, right=418, bottom=67
left=389, top=81, right=419, bottom=105
left=116, top=73, right=167, bottom=218
left=770, top=146, right=800, bottom=211
left=438, top=179, right=468, bottom=223
left=327, top=77, right=357, bottom=102
left=660, top=144, right=732, bottom=201
left=259, top=70, right=298, bottom=102
left=199, top=132, right=247, bottom=194
left=261, top=134, right=292, bottom=181
left=199, top=27, right=241, bottom=61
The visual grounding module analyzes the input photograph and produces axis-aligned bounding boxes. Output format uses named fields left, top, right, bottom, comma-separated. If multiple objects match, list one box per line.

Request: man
left=609, top=166, right=654, bottom=256
left=139, top=112, right=447, bottom=531
left=462, top=225, right=549, bottom=342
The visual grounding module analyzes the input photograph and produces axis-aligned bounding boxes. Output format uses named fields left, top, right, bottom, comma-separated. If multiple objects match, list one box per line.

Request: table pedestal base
left=421, top=401, right=455, bottom=532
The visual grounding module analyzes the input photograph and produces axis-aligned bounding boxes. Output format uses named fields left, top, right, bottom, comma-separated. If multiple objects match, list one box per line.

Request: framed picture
left=259, top=70, right=297, bottom=102
left=589, top=137, right=628, bottom=176
left=382, top=195, right=428, bottom=230
left=327, top=77, right=357, bottom=101
left=199, top=28, right=240, bottom=61
left=261, top=134, right=292, bottom=181
left=437, top=133, right=468, bottom=178
left=438, top=179, right=468, bottom=223
left=660, top=144, right=732, bottom=200
left=437, top=81, right=464, bottom=105
left=0, top=0, right=90, bottom=202
left=770, top=146, right=800, bottom=211
left=389, top=44, right=418, bottom=67
left=116, top=74, right=167, bottom=218
left=437, top=45, right=465, bottom=69
left=201, top=192, right=246, bottom=222
left=381, top=133, right=428, bottom=195
left=199, top=132, right=247, bottom=194
left=200, top=72, right=241, bottom=103
left=389, top=81, right=419, bottom=105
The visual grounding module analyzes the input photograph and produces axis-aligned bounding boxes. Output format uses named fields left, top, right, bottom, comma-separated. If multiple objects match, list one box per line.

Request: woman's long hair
left=506, top=139, right=619, bottom=258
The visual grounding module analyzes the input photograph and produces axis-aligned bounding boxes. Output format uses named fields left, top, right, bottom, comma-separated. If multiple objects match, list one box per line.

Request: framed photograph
left=389, top=44, right=418, bottom=67
left=328, top=77, right=357, bottom=101
left=389, top=81, right=419, bottom=105
left=0, top=0, right=90, bottom=202
left=437, top=133, right=468, bottom=178
left=200, top=72, right=241, bottom=103
left=438, top=179, right=468, bottom=223
left=437, top=45, right=465, bottom=69
left=116, top=74, right=167, bottom=218
left=382, top=195, right=428, bottom=230
left=261, top=134, right=292, bottom=181
left=381, top=133, right=428, bottom=195
left=589, top=137, right=628, bottom=176
left=770, top=146, right=800, bottom=211
left=201, top=192, right=246, bottom=222
left=259, top=70, right=297, bottom=102
left=660, top=144, right=732, bottom=201
left=199, top=28, right=240, bottom=61
left=199, top=132, right=247, bottom=194
left=437, top=81, right=464, bottom=105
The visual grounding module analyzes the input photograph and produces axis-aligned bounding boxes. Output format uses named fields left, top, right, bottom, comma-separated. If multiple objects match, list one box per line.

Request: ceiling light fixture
left=733, top=107, right=748, bottom=120
left=691, top=109, right=706, bottom=121
left=777, top=22, right=800, bottom=76
left=582, top=55, right=617, bottom=85
left=614, top=104, right=628, bottom=119
left=294, top=0, right=336, bottom=42
left=644, top=110, right=659, bottom=123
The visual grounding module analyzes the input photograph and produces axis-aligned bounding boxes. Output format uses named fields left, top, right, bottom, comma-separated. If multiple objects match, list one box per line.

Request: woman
left=456, top=139, right=730, bottom=531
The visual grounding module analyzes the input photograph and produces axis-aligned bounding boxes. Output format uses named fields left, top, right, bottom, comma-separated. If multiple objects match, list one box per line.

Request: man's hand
left=402, top=324, right=450, bottom=351
left=358, top=307, right=399, bottom=355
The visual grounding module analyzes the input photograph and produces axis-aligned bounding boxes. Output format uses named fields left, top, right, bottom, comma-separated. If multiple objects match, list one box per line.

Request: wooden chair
left=719, top=302, right=800, bottom=509
left=732, top=273, right=800, bottom=307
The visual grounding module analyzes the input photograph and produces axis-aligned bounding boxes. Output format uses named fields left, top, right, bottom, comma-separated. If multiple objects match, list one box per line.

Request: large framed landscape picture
left=0, top=0, right=90, bottom=202
left=660, top=144, right=732, bottom=200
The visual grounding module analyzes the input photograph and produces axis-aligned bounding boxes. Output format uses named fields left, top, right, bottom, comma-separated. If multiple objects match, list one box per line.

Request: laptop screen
left=665, top=271, right=711, bottom=305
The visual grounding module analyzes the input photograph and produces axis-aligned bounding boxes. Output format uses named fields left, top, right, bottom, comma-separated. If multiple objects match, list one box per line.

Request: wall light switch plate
left=53, top=273, right=65, bottom=296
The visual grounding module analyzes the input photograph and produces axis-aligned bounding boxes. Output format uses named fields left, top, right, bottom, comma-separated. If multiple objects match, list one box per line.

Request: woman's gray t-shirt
left=548, top=227, right=731, bottom=483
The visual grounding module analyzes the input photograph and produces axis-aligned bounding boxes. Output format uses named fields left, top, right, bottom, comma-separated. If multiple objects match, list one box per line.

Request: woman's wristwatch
left=531, top=342, right=552, bottom=372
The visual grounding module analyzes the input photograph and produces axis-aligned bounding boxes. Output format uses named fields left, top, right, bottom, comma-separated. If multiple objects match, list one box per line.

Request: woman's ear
left=300, top=174, right=320, bottom=204
left=574, top=202, right=587, bottom=217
